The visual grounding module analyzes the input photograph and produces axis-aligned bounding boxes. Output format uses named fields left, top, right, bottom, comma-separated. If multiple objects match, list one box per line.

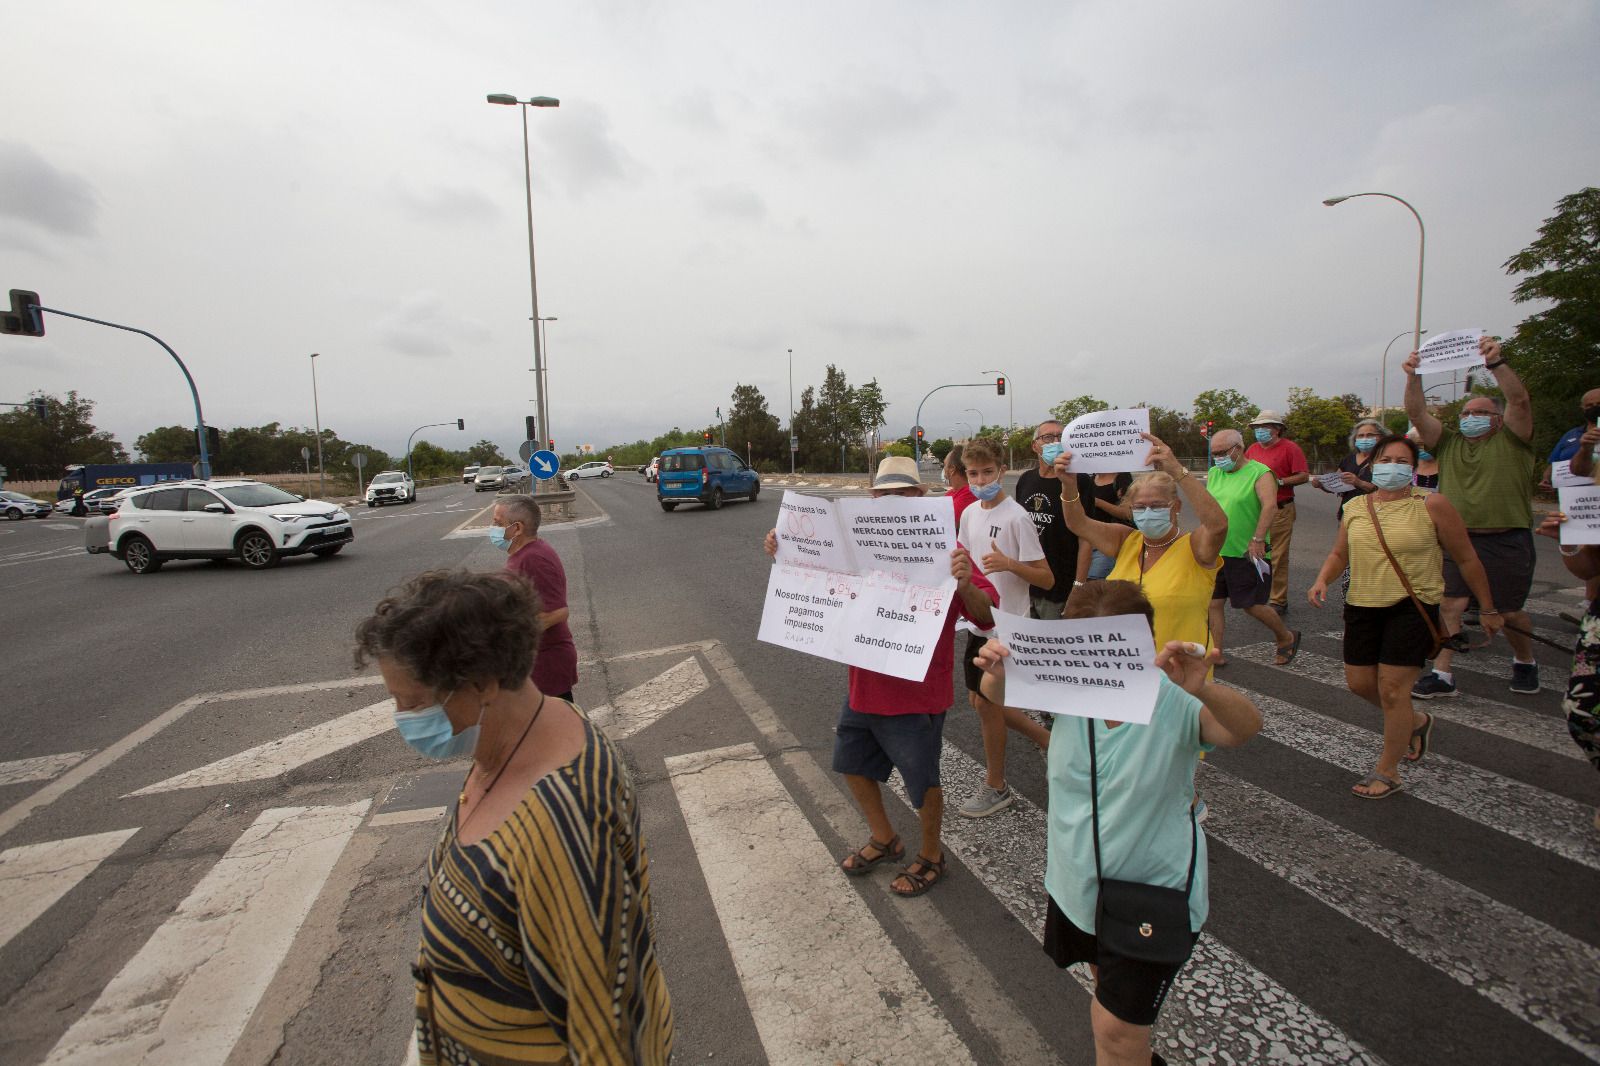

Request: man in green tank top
left=1205, top=429, right=1301, bottom=665
left=1402, top=335, right=1540, bottom=696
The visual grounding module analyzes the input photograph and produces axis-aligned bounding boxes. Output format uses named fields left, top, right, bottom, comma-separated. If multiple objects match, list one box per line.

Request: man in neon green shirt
left=1206, top=429, right=1301, bottom=665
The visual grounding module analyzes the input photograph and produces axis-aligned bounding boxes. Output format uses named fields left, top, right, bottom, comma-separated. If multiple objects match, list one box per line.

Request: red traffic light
left=703, top=431, right=712, bottom=442
left=995, top=376, right=1006, bottom=396
left=547, top=439, right=555, bottom=449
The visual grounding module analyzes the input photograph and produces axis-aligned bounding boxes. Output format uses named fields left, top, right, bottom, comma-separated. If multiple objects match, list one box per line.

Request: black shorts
left=962, top=631, right=987, bottom=695
left=1442, top=529, right=1534, bottom=612
left=831, top=701, right=946, bottom=808
left=1211, top=555, right=1269, bottom=609
left=1343, top=599, right=1440, bottom=669
left=1043, top=895, right=1197, bottom=1027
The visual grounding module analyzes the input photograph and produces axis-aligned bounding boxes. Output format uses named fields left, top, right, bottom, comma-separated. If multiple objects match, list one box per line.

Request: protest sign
left=1063, top=408, right=1153, bottom=474
left=1551, top=460, right=1594, bottom=489
left=1557, top=485, right=1600, bottom=545
left=759, top=491, right=959, bottom=680
left=1317, top=470, right=1349, bottom=493
left=1415, top=329, right=1485, bottom=375
left=992, top=610, right=1160, bottom=724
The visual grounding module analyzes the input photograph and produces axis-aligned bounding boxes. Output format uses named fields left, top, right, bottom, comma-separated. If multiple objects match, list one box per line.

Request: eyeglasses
left=1034, top=433, right=1062, bottom=443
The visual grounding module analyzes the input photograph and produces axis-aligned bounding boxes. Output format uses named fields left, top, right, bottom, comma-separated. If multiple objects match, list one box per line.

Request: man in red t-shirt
left=493, top=494, right=578, bottom=700
left=763, top=456, right=996, bottom=898
left=1244, top=410, right=1309, bottom=616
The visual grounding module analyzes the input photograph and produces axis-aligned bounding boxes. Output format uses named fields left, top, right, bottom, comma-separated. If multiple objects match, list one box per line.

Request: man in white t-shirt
left=956, top=438, right=1055, bottom=817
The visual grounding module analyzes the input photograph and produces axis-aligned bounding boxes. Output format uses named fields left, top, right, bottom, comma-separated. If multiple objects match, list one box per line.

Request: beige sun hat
left=1249, top=409, right=1287, bottom=427
left=871, top=455, right=924, bottom=489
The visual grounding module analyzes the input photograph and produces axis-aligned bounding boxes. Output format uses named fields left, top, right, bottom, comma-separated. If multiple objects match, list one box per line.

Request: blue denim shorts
left=832, top=700, right=946, bottom=808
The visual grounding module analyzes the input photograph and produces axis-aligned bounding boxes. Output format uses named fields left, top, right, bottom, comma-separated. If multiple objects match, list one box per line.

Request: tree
left=1501, top=186, right=1600, bottom=459
left=815, top=365, right=855, bottom=469
left=136, top=424, right=202, bottom=463
left=727, top=383, right=785, bottom=466
left=1333, top=393, right=1368, bottom=422
left=1006, top=426, right=1034, bottom=460
left=790, top=386, right=821, bottom=470
left=0, top=392, right=126, bottom=479
left=466, top=440, right=504, bottom=465
left=1135, top=403, right=1204, bottom=458
left=882, top=441, right=913, bottom=458
left=1192, top=388, right=1259, bottom=433
left=929, top=437, right=954, bottom=463
left=1049, top=395, right=1110, bottom=425
left=1284, top=386, right=1356, bottom=465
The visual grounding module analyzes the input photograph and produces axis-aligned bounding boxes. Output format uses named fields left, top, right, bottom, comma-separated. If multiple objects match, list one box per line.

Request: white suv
left=365, top=470, right=415, bottom=507
left=87, top=480, right=353, bottom=574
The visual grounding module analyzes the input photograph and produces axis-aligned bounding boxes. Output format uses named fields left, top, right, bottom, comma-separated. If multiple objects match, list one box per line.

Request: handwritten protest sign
left=1415, top=329, right=1485, bottom=375
left=992, top=610, right=1160, bottom=724
left=759, top=491, right=958, bottom=680
left=1551, top=460, right=1594, bottom=489
left=1317, top=470, right=1349, bottom=493
left=1557, top=485, right=1600, bottom=545
left=1063, top=408, right=1153, bottom=474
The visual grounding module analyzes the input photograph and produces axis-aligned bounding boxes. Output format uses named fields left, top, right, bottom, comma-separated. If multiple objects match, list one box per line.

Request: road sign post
left=351, top=451, right=367, bottom=496
left=300, top=446, right=311, bottom=476
left=529, top=449, right=561, bottom=482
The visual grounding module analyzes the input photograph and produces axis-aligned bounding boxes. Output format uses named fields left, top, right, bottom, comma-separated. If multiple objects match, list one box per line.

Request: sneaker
left=1411, top=673, right=1457, bottom=699
left=958, top=785, right=1014, bottom=819
left=1509, top=662, right=1541, bottom=695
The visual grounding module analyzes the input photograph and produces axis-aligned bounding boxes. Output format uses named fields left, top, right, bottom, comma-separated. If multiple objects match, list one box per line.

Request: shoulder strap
left=1087, top=719, right=1198, bottom=893
left=1362, top=494, right=1445, bottom=651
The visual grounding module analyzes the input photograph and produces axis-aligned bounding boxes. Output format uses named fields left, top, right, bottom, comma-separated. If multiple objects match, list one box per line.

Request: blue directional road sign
left=529, top=449, right=561, bottom=481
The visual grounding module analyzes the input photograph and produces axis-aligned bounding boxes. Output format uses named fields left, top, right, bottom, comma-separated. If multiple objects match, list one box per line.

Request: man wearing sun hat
left=1244, top=409, right=1310, bottom=616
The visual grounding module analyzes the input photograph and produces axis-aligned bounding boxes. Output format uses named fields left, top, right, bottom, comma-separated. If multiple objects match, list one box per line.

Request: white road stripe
left=589, top=657, right=710, bottom=740
left=919, top=740, right=1386, bottom=1066
left=368, top=806, right=446, bottom=828
left=1200, top=765, right=1600, bottom=1060
left=667, top=743, right=974, bottom=1065
left=0, top=750, right=93, bottom=786
left=0, top=828, right=139, bottom=952
left=1522, top=595, right=1589, bottom=618
left=127, top=700, right=393, bottom=796
left=1312, top=629, right=1572, bottom=691
left=1235, top=641, right=1578, bottom=760
left=43, top=801, right=369, bottom=1065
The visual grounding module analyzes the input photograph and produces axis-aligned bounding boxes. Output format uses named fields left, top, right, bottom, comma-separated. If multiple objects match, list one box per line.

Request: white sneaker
left=958, top=785, right=1014, bottom=818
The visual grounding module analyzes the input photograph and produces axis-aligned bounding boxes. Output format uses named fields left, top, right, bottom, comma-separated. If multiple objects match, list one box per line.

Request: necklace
left=1142, top=528, right=1180, bottom=551
left=458, top=694, right=548, bottom=813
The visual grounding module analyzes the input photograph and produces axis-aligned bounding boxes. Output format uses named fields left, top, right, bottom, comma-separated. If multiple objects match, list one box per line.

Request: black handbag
left=1088, top=718, right=1197, bottom=965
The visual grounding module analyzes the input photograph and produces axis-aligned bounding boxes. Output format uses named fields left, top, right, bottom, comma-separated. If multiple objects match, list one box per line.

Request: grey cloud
left=391, top=180, right=500, bottom=225
left=374, top=293, right=490, bottom=359
left=787, top=83, right=942, bottom=161
left=542, top=105, right=641, bottom=195
left=698, top=184, right=766, bottom=222
left=820, top=317, right=918, bottom=344
left=0, top=141, right=98, bottom=236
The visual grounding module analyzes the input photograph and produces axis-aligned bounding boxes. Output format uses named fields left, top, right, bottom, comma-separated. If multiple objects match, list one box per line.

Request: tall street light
left=488, top=92, right=559, bottom=467
left=1322, top=192, right=1425, bottom=415
left=538, top=315, right=557, bottom=442
left=1378, top=327, right=1427, bottom=417
left=787, top=348, right=796, bottom=474
left=309, top=352, right=325, bottom=497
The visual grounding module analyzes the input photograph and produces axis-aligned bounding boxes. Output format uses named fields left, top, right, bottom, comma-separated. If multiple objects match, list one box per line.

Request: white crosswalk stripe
left=1313, top=628, right=1573, bottom=691
left=0, top=751, right=94, bottom=787
left=0, top=829, right=139, bottom=954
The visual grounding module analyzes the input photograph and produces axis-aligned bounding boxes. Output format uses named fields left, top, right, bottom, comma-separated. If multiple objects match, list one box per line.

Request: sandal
left=1352, top=772, right=1403, bottom=800
left=890, top=853, right=946, bottom=897
left=1273, top=630, right=1303, bottom=666
left=840, top=835, right=903, bottom=876
left=1404, top=712, right=1435, bottom=763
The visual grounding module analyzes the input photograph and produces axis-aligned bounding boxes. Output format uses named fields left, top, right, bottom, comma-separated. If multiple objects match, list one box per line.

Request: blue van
left=657, top=447, right=761, bottom=511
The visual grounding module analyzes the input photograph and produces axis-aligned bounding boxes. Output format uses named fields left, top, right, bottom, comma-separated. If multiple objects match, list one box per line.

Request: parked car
left=567, top=461, right=614, bottom=480
left=644, top=457, right=660, bottom=483
left=473, top=466, right=506, bottom=492
left=462, top=464, right=480, bottom=483
left=85, top=479, right=353, bottom=574
left=1, top=490, right=52, bottom=520
left=52, top=487, right=126, bottom=515
left=365, top=470, right=415, bottom=507
left=656, top=447, right=760, bottom=511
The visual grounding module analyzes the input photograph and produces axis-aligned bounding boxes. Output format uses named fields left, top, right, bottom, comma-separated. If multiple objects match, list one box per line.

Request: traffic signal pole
left=912, top=382, right=995, bottom=464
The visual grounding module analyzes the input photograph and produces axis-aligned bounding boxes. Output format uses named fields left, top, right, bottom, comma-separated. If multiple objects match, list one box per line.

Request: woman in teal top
left=976, top=580, right=1262, bottom=1066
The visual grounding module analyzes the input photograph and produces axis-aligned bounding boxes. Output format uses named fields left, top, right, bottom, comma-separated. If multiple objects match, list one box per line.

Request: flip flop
left=1273, top=630, right=1303, bottom=666
left=1352, top=772, right=1403, bottom=800
left=1404, top=712, right=1435, bottom=763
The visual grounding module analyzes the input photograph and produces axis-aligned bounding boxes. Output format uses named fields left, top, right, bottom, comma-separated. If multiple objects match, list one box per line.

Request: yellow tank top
left=1107, top=531, right=1221, bottom=654
left=1342, top=493, right=1443, bottom=607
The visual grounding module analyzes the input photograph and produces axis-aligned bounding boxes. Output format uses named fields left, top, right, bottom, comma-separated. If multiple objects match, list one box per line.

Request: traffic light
left=30, top=397, right=48, bottom=421
left=1201, top=420, right=1214, bottom=438
left=456, top=418, right=465, bottom=431
left=197, top=425, right=221, bottom=457
left=525, top=415, right=537, bottom=441
left=995, top=376, right=1006, bottom=396
left=547, top=439, right=555, bottom=450
left=915, top=427, right=925, bottom=442
left=703, top=431, right=712, bottom=443
left=2, top=290, right=44, bottom=336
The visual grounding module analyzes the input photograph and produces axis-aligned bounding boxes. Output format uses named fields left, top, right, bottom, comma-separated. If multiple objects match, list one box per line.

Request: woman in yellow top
left=1308, top=435, right=1503, bottom=800
left=1056, top=433, right=1228, bottom=658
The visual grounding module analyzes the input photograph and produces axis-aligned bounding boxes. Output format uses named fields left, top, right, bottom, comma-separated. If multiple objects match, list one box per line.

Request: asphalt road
left=0, top=472, right=1595, bottom=1066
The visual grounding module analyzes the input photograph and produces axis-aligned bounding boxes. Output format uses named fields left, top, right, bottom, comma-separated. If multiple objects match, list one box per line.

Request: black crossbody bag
left=1088, top=718, right=1197, bottom=965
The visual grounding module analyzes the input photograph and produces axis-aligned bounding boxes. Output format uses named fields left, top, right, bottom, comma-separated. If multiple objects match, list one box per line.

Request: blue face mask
left=393, top=691, right=480, bottom=760
left=1459, top=414, right=1493, bottom=438
left=1370, top=463, right=1413, bottom=490
left=1417, top=450, right=1433, bottom=461
left=1131, top=506, right=1174, bottom=539
left=1040, top=442, right=1064, bottom=466
left=971, top=480, right=1002, bottom=502
left=1211, top=451, right=1237, bottom=472
left=487, top=524, right=512, bottom=551
left=1253, top=428, right=1274, bottom=445
left=1354, top=437, right=1377, bottom=453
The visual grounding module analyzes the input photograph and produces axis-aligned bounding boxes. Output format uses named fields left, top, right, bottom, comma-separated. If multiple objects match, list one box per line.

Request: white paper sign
left=1551, top=460, right=1594, bottom=489
left=992, top=610, right=1161, bottom=724
left=1416, top=329, right=1485, bottom=374
left=1558, top=485, right=1600, bottom=545
left=1063, top=408, right=1153, bottom=474
left=759, top=491, right=959, bottom=680
left=1317, top=470, right=1349, bottom=493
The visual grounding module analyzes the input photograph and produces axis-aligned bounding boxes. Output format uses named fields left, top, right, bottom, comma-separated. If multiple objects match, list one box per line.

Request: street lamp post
left=955, top=421, right=974, bottom=441
left=406, top=419, right=466, bottom=482
left=787, top=348, right=795, bottom=475
left=982, top=368, right=1014, bottom=467
left=538, top=315, right=557, bottom=442
left=488, top=92, right=559, bottom=472
left=1378, top=327, right=1427, bottom=417
left=965, top=407, right=984, bottom=433
left=1322, top=192, right=1425, bottom=415
left=309, top=352, right=325, bottom=497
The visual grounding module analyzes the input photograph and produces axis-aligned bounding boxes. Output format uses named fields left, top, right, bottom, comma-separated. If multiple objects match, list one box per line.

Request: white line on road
left=127, top=699, right=394, bottom=796
left=576, top=639, right=716, bottom=668
left=0, top=750, right=93, bottom=787
left=1311, top=630, right=1573, bottom=691
left=589, top=657, right=709, bottom=741
left=43, top=801, right=369, bottom=1066
left=667, top=743, right=974, bottom=1065
left=0, top=828, right=139, bottom=953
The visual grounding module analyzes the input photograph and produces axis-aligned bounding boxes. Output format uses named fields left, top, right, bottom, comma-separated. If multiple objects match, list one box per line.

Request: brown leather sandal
left=890, top=853, right=946, bottom=897
left=840, top=835, right=903, bottom=876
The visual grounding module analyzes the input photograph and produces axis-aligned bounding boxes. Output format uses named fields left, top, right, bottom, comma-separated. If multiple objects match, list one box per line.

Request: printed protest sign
left=992, top=610, right=1160, bottom=724
left=1557, top=485, right=1600, bottom=545
left=1317, top=470, right=1349, bottom=493
left=1063, top=408, right=1153, bottom=474
left=1415, top=329, right=1485, bottom=375
left=1551, top=460, right=1593, bottom=489
left=759, top=491, right=959, bottom=680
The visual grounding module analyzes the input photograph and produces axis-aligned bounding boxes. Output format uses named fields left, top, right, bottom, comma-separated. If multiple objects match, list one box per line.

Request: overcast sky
left=3, top=1, right=1596, bottom=463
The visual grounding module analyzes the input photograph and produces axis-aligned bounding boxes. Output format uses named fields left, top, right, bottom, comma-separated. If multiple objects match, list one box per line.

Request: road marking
left=589, top=657, right=709, bottom=740
left=1522, top=594, right=1589, bottom=618
left=1200, top=765, right=1600, bottom=1060
left=0, top=828, right=139, bottom=952
left=42, top=801, right=369, bottom=1066
left=1312, top=628, right=1574, bottom=690
left=576, top=639, right=716, bottom=668
left=667, top=743, right=973, bottom=1065
left=0, top=750, right=93, bottom=786
left=368, top=806, right=446, bottom=827
left=127, top=699, right=394, bottom=796
left=1236, top=641, right=1578, bottom=760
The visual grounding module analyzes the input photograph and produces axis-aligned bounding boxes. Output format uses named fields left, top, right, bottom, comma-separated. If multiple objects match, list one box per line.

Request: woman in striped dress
left=357, top=570, right=673, bottom=1064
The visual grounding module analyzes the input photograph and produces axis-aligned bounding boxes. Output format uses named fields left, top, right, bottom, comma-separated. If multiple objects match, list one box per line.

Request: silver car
left=473, top=466, right=506, bottom=492
left=2, top=490, right=53, bottom=520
